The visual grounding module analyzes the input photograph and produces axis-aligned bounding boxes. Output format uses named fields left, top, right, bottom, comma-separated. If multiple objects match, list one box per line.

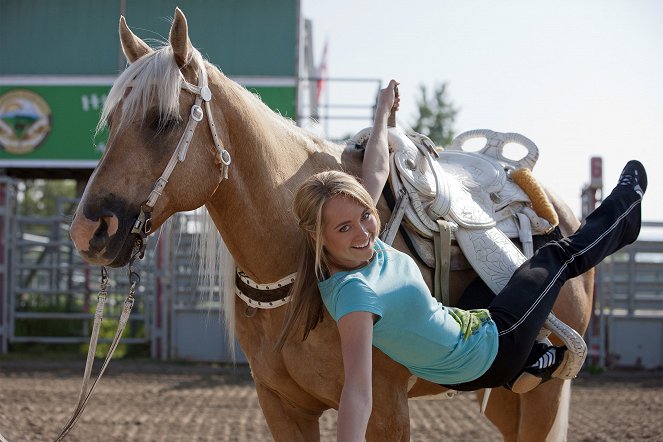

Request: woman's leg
left=457, top=161, right=646, bottom=390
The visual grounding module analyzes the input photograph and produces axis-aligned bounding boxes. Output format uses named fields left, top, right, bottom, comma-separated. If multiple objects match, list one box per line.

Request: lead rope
left=54, top=249, right=140, bottom=441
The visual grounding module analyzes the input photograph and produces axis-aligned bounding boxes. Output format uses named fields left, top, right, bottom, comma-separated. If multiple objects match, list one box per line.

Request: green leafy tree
left=411, top=82, right=458, bottom=148
left=18, top=179, right=77, bottom=217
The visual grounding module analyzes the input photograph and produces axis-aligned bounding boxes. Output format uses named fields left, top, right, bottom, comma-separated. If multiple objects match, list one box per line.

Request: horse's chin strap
left=130, top=67, right=232, bottom=255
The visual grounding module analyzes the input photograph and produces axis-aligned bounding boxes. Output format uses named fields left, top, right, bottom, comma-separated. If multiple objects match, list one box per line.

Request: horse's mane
left=97, top=43, right=204, bottom=134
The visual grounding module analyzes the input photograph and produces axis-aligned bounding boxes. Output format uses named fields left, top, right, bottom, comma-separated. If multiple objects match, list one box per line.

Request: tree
left=411, top=82, right=458, bottom=148
left=18, top=179, right=77, bottom=217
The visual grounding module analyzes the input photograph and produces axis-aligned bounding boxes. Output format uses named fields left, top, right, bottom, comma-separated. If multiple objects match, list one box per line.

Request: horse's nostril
left=99, top=214, right=119, bottom=237
left=95, top=218, right=108, bottom=237
left=88, top=219, right=110, bottom=253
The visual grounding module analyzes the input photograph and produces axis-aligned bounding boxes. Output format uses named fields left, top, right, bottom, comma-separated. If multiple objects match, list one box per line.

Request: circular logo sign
left=0, top=89, right=52, bottom=155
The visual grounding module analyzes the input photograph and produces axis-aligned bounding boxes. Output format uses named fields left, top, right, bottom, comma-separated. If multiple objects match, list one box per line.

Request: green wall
left=0, top=0, right=299, bottom=76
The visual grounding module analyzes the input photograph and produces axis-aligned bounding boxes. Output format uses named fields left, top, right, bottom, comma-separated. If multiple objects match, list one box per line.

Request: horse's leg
left=482, top=388, right=520, bottom=442
left=366, top=386, right=410, bottom=441
left=364, top=351, right=411, bottom=441
left=483, top=378, right=570, bottom=442
left=518, top=379, right=568, bottom=442
left=254, top=381, right=323, bottom=442
left=546, top=380, right=571, bottom=442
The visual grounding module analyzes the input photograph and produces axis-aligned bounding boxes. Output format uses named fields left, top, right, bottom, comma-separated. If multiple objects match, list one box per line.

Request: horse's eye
left=149, top=114, right=181, bottom=132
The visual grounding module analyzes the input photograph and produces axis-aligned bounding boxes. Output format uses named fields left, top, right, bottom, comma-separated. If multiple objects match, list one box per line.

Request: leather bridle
left=130, top=65, right=232, bottom=257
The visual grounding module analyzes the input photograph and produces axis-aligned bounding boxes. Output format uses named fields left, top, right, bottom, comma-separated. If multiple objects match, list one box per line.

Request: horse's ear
left=119, top=16, right=152, bottom=63
left=169, top=7, right=192, bottom=69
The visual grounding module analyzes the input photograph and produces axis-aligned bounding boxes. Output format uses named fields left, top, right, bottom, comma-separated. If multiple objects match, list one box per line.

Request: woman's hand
left=376, top=79, right=400, bottom=118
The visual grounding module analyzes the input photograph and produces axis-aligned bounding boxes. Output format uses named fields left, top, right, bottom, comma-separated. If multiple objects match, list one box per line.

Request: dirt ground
left=0, top=359, right=661, bottom=442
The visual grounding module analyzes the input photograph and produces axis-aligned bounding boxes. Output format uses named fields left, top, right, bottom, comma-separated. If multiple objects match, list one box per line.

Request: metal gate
left=163, top=212, right=246, bottom=362
left=0, top=177, right=14, bottom=354
left=0, top=181, right=243, bottom=362
left=3, top=187, right=157, bottom=355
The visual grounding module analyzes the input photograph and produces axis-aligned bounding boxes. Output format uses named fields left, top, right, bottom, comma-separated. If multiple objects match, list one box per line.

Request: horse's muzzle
left=70, top=207, right=139, bottom=267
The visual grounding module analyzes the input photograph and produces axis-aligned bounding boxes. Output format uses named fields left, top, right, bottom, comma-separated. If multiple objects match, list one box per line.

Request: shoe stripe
left=498, top=198, right=641, bottom=337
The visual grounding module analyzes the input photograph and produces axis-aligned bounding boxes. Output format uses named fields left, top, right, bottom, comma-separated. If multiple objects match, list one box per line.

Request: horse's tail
left=192, top=207, right=238, bottom=361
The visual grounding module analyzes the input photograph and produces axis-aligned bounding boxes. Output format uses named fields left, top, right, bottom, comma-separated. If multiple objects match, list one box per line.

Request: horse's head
left=70, top=8, right=226, bottom=267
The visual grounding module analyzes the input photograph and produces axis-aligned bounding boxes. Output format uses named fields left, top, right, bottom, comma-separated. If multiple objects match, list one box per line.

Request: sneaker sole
left=508, top=372, right=543, bottom=394
left=509, top=350, right=573, bottom=394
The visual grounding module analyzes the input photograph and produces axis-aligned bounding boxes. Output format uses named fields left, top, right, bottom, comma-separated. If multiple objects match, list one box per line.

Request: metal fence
left=591, top=223, right=663, bottom=369
left=2, top=178, right=661, bottom=367
left=0, top=182, right=241, bottom=362
left=6, top=193, right=157, bottom=351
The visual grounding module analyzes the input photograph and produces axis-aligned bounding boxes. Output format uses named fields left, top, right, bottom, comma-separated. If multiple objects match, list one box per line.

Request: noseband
left=130, top=66, right=232, bottom=257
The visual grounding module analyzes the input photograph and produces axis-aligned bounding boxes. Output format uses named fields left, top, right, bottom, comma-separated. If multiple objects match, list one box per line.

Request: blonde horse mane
left=97, top=42, right=204, bottom=134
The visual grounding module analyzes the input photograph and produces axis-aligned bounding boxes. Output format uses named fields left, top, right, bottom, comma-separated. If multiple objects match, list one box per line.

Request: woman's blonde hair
left=275, top=170, right=381, bottom=350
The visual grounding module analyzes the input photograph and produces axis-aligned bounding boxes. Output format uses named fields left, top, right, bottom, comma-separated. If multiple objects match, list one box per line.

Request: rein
left=55, top=256, right=140, bottom=441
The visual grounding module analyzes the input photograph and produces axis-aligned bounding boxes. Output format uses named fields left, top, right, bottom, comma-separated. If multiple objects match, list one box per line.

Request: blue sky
left=302, top=0, right=662, bottom=227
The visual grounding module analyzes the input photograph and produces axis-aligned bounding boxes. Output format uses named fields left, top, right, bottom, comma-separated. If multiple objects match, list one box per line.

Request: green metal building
left=0, top=0, right=305, bottom=176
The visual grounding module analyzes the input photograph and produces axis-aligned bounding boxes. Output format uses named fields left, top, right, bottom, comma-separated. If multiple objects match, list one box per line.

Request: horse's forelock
left=97, top=44, right=205, bottom=135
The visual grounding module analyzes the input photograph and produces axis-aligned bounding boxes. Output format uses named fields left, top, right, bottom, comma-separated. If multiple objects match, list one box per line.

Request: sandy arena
left=0, top=359, right=661, bottom=441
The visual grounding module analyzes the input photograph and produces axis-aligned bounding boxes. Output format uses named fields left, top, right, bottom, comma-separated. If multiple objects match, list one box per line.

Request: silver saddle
left=347, top=127, right=587, bottom=383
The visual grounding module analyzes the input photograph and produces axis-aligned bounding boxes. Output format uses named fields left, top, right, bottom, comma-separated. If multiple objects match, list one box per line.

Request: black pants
left=448, top=185, right=642, bottom=391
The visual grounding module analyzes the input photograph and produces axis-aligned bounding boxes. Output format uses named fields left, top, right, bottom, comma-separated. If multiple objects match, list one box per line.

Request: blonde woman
left=278, top=80, right=647, bottom=441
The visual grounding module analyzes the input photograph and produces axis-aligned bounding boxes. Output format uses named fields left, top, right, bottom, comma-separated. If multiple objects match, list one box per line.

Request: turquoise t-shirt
left=318, top=238, right=498, bottom=385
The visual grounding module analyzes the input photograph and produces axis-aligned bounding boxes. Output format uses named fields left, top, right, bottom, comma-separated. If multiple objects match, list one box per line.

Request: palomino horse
left=70, top=9, right=594, bottom=441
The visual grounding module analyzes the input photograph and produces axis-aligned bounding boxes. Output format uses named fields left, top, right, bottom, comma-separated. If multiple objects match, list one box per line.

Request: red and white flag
left=316, top=41, right=328, bottom=103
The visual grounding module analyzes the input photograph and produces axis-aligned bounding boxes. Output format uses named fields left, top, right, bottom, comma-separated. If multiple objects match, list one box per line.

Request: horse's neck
left=204, top=72, right=343, bottom=282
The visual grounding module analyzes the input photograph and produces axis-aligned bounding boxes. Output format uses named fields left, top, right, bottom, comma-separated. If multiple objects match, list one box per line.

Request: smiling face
left=321, top=194, right=378, bottom=274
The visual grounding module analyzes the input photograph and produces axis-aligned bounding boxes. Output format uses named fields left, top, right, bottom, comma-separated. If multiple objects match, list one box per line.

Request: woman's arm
left=336, top=311, right=376, bottom=442
left=362, top=80, right=399, bottom=204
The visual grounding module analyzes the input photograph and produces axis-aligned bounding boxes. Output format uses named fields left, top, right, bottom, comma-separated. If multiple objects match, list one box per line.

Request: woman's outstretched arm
left=336, top=311, right=376, bottom=442
left=362, top=80, right=399, bottom=204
